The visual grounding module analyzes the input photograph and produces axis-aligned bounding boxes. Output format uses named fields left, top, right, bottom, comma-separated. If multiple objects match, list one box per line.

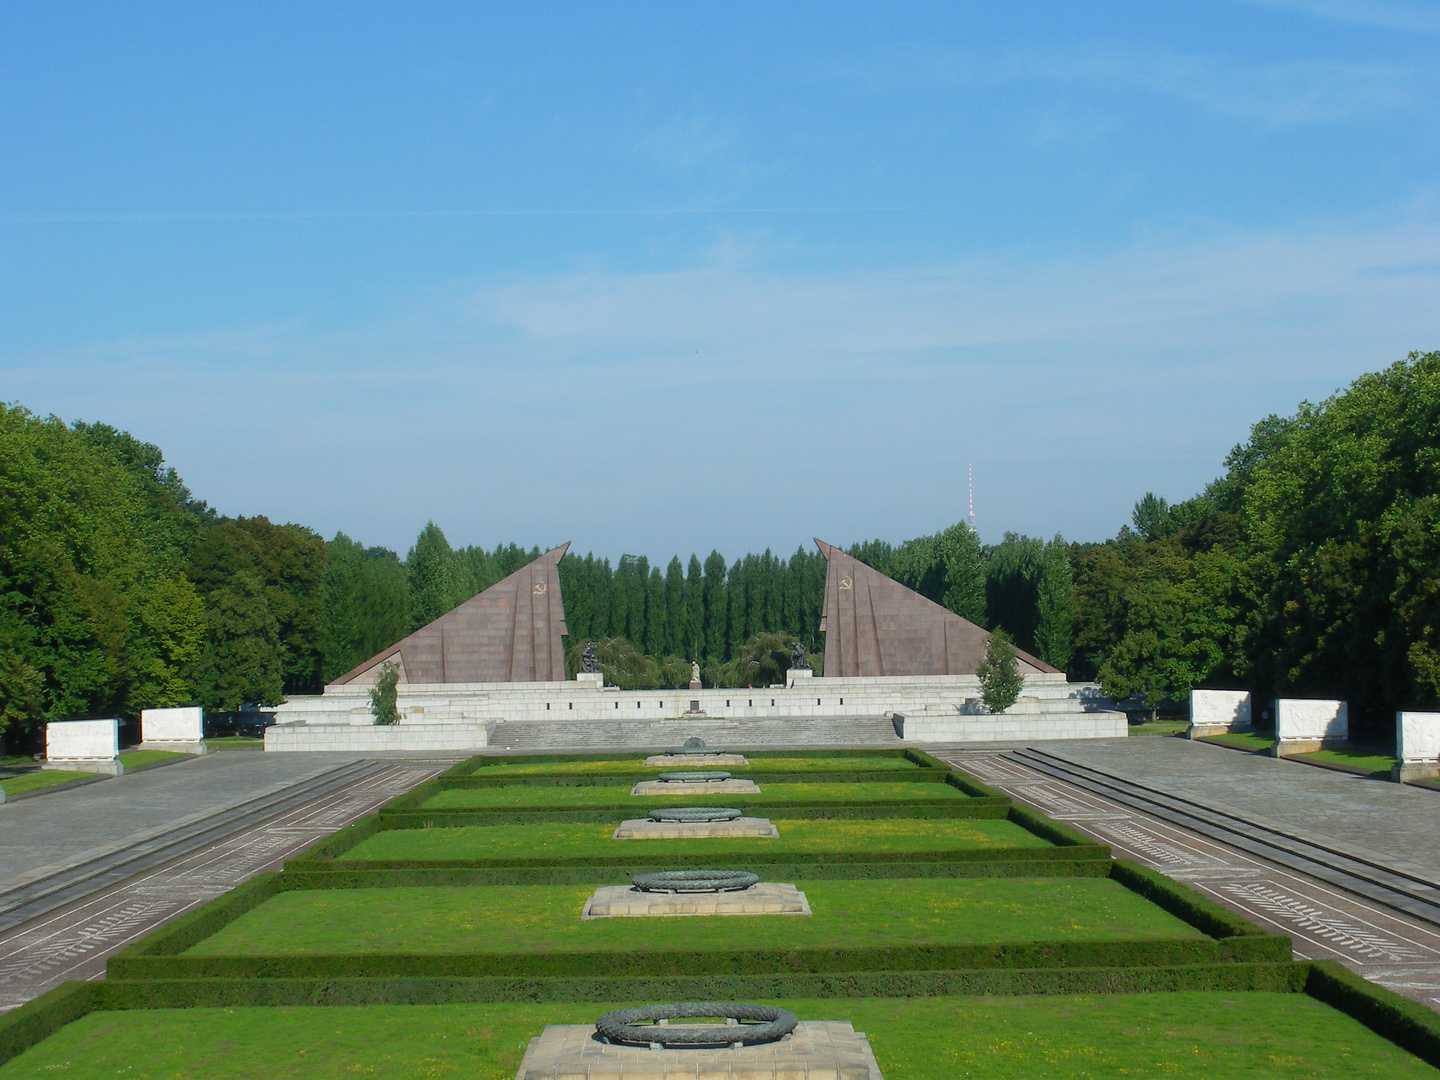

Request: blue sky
left=3, top=1, right=1438, bottom=562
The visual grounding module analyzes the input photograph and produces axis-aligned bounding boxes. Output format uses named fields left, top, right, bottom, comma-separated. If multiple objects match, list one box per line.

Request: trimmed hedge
left=1108, top=860, right=1270, bottom=940
left=376, top=801, right=1010, bottom=828
left=108, top=934, right=1293, bottom=983
left=0, top=981, right=100, bottom=1067
left=278, top=857, right=1112, bottom=889
left=284, top=842, right=1110, bottom=874
left=1305, top=959, right=1440, bottom=1070
left=89, top=963, right=1306, bottom=1011
left=439, top=770, right=973, bottom=789
left=1005, top=804, right=1096, bottom=847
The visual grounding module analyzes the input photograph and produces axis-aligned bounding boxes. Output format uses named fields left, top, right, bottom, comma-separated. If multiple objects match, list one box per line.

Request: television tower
left=968, top=462, right=975, bottom=532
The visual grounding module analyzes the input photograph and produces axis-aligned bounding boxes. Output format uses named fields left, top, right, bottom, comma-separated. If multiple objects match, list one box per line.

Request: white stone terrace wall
left=264, top=722, right=495, bottom=753
left=1274, top=698, right=1347, bottom=756
left=1188, top=690, right=1252, bottom=738
left=274, top=672, right=1097, bottom=726
left=1396, top=712, right=1440, bottom=781
left=267, top=673, right=1120, bottom=748
left=140, top=707, right=206, bottom=753
left=45, top=719, right=121, bottom=775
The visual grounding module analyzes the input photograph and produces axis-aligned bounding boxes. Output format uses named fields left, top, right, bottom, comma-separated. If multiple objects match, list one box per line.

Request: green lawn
left=1199, top=731, right=1276, bottom=752
left=464, top=753, right=920, bottom=776
left=3, top=993, right=1432, bottom=1079
left=340, top=817, right=1050, bottom=862
left=420, top=780, right=968, bottom=809
left=186, top=878, right=1199, bottom=956
left=1296, top=747, right=1397, bottom=774
left=0, top=769, right=96, bottom=797
left=119, top=749, right=187, bottom=769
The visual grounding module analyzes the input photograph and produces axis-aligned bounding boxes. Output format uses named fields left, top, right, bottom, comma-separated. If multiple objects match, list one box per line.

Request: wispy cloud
left=7, top=215, right=1438, bottom=555
left=832, top=41, right=1419, bottom=125
left=1243, top=0, right=1440, bottom=32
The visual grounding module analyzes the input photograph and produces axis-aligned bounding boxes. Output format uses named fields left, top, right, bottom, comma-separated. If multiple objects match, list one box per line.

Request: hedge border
left=109, top=933, right=1293, bottom=982
left=376, top=801, right=1010, bottom=828
left=19, top=961, right=1440, bottom=1072
left=1107, top=860, right=1266, bottom=939
left=1305, top=958, right=1440, bottom=1069
left=288, top=801, right=1096, bottom=868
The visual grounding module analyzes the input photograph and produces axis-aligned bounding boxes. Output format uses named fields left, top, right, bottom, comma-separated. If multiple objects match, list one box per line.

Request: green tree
left=715, top=632, right=794, bottom=688
left=320, top=534, right=408, bottom=683
left=1034, top=535, right=1075, bottom=670
left=405, top=522, right=466, bottom=631
left=370, top=661, right=400, bottom=725
left=939, top=523, right=986, bottom=623
left=977, top=629, right=1023, bottom=713
left=190, top=569, right=284, bottom=709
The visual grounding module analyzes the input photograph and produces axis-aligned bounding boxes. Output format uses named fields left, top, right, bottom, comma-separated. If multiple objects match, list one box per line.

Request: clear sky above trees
left=1, top=2, right=1436, bottom=559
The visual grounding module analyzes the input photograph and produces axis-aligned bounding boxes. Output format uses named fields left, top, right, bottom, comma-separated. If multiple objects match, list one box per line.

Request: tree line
left=3, top=350, right=1437, bottom=746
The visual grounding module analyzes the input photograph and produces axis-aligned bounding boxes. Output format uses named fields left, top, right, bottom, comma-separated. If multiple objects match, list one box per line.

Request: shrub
left=370, top=661, right=399, bottom=726
left=978, top=629, right=1024, bottom=713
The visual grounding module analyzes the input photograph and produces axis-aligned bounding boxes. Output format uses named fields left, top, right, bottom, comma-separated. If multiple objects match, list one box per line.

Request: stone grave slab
left=581, top=883, right=811, bottom=919
left=514, top=1020, right=883, bottom=1079
left=613, top=817, right=779, bottom=840
left=643, top=753, right=750, bottom=767
left=632, top=778, right=760, bottom=796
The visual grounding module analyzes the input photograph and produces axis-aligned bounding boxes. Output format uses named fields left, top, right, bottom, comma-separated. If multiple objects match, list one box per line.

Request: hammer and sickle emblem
left=839, top=577, right=853, bottom=590
left=533, top=581, right=547, bottom=595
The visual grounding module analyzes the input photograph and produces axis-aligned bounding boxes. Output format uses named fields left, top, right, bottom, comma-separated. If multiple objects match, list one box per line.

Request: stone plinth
left=1187, top=690, right=1252, bottom=739
left=581, top=883, right=810, bottom=919
left=140, top=706, right=207, bottom=754
left=1396, top=711, right=1440, bottom=782
left=613, top=817, right=779, bottom=840
left=1275, top=698, right=1348, bottom=756
left=44, top=719, right=122, bottom=776
left=644, top=753, right=750, bottom=767
left=632, top=779, right=760, bottom=796
left=264, top=721, right=494, bottom=753
left=515, top=1021, right=883, bottom=1079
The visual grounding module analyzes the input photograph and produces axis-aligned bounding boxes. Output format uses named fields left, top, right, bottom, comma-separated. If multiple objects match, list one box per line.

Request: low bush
left=1305, top=958, right=1440, bottom=1069
left=110, top=935, right=1291, bottom=982
left=1109, top=860, right=1269, bottom=939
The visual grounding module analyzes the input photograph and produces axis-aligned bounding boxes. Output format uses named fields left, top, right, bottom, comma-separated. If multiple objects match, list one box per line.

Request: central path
left=948, top=747, right=1440, bottom=1012
left=0, top=759, right=449, bottom=1012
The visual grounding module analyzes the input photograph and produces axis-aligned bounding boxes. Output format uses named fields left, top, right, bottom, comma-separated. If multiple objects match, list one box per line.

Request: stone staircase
left=489, top=715, right=904, bottom=753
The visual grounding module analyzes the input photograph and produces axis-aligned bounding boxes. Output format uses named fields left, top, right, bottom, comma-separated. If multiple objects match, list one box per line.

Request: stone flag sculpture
left=814, top=538, right=1057, bottom=678
left=330, top=543, right=571, bottom=686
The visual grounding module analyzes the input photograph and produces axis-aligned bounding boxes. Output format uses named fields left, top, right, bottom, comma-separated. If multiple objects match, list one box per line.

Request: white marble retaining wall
left=268, top=673, right=1120, bottom=748
left=45, top=719, right=121, bottom=775
left=1275, top=698, right=1347, bottom=755
left=1396, top=712, right=1440, bottom=780
left=1188, top=690, right=1252, bottom=737
left=140, top=707, right=206, bottom=753
left=264, top=722, right=495, bottom=753
left=896, top=700, right=1126, bottom=743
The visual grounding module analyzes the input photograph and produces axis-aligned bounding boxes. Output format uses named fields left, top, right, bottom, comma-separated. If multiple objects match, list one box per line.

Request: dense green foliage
left=1071, top=351, right=1440, bottom=731
left=978, top=629, right=1024, bottom=713
left=6, top=350, right=1439, bottom=743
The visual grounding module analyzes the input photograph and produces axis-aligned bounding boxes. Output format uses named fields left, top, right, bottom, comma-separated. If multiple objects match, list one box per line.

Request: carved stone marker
left=514, top=1019, right=883, bottom=1079
left=596, top=1003, right=798, bottom=1048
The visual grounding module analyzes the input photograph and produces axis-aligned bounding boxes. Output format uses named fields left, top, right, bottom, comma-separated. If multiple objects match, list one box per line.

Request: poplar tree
left=1034, top=534, right=1076, bottom=670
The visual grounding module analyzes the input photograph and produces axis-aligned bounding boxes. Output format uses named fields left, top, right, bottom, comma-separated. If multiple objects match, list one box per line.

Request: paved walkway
left=949, top=745, right=1440, bottom=1011
left=0, top=760, right=446, bottom=1011
left=1037, top=736, right=1440, bottom=881
left=0, top=751, right=376, bottom=889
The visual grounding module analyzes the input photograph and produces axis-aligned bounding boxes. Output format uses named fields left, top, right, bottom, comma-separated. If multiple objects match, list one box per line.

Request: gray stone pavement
left=0, top=760, right=448, bottom=1011
left=1031, top=736, right=1440, bottom=881
left=949, top=748, right=1440, bottom=1012
left=0, top=751, right=378, bottom=888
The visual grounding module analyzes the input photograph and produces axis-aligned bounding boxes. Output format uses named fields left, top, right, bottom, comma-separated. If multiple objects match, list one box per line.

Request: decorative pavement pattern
left=0, top=762, right=445, bottom=1012
left=947, top=751, right=1440, bottom=1011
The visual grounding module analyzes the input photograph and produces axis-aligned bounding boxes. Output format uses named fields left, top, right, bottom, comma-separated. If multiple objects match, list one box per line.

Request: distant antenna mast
left=967, top=462, right=975, bottom=532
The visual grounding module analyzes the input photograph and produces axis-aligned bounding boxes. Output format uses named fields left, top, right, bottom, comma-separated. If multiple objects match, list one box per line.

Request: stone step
left=1010, top=746, right=1440, bottom=929
left=490, top=716, right=904, bottom=753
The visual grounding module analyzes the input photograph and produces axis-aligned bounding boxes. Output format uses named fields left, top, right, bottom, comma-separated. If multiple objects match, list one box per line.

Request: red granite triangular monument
left=330, top=543, right=571, bottom=685
left=815, top=538, right=1056, bottom=677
